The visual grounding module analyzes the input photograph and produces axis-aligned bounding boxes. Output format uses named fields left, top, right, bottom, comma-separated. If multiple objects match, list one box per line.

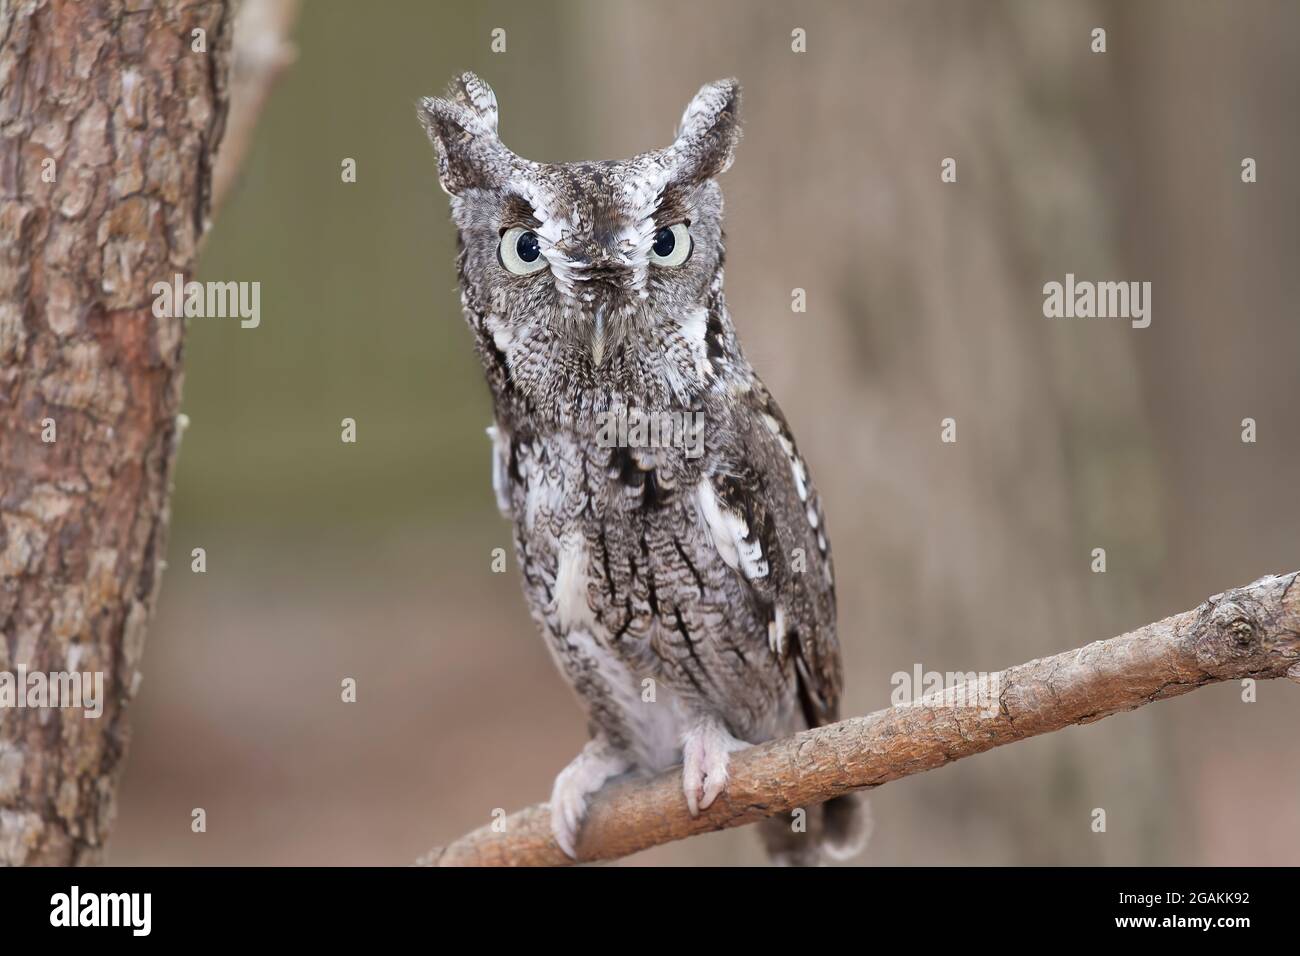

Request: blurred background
left=111, top=0, right=1299, bottom=865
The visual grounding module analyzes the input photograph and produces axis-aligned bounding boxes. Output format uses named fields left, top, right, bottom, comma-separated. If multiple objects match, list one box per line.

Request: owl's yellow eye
left=649, top=223, right=691, bottom=268
left=499, top=227, right=547, bottom=275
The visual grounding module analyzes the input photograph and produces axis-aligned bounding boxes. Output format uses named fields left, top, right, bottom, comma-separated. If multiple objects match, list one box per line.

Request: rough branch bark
left=420, top=571, right=1300, bottom=866
left=0, top=0, right=234, bottom=865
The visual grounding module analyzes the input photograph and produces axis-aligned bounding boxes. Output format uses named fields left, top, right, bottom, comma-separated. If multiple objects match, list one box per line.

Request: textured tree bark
left=421, top=571, right=1300, bottom=866
left=0, top=0, right=232, bottom=865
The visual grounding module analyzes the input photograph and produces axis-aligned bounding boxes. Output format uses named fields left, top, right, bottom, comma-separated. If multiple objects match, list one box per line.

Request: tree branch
left=209, top=0, right=300, bottom=218
left=419, top=571, right=1300, bottom=866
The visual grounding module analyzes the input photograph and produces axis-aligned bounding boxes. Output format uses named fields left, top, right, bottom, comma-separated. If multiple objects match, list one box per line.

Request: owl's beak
left=590, top=302, right=609, bottom=367
left=572, top=254, right=632, bottom=367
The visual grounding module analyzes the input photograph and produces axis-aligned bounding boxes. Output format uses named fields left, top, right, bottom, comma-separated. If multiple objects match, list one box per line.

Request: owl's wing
left=696, top=379, right=842, bottom=728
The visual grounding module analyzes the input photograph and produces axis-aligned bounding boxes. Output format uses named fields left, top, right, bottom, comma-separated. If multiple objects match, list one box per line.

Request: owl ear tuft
left=418, top=73, right=508, bottom=196
left=671, top=78, right=742, bottom=182
left=445, top=71, right=499, bottom=133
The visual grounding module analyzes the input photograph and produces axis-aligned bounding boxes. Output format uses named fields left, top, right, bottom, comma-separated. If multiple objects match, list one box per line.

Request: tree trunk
left=0, top=0, right=232, bottom=865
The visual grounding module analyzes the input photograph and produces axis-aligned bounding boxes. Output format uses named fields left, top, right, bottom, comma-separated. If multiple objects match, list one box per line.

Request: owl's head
left=419, top=72, right=741, bottom=414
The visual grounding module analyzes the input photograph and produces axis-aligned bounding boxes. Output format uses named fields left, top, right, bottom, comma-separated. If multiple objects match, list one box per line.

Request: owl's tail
left=822, top=792, right=873, bottom=860
left=758, top=792, right=873, bottom=866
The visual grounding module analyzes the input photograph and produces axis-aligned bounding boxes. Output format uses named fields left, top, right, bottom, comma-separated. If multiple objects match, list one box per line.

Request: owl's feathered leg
left=680, top=716, right=747, bottom=816
left=549, top=735, right=630, bottom=859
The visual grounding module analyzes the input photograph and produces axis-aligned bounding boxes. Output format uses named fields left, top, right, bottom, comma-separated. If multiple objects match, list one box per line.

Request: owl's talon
left=549, top=739, right=629, bottom=859
left=681, top=718, right=745, bottom=817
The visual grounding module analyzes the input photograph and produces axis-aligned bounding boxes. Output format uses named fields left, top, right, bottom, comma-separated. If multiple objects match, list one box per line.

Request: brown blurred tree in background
left=584, top=0, right=1299, bottom=863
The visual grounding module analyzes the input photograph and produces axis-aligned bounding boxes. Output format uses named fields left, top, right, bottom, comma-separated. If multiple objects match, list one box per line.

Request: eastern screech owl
left=419, top=73, right=867, bottom=864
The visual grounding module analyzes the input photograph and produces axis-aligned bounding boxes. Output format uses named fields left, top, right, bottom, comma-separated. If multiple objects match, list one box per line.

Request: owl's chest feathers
left=547, top=525, right=692, bottom=770
left=508, top=427, right=709, bottom=632
left=499, top=427, right=740, bottom=765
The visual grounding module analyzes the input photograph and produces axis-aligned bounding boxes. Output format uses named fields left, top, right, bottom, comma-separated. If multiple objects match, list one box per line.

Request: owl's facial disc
left=421, top=73, right=741, bottom=392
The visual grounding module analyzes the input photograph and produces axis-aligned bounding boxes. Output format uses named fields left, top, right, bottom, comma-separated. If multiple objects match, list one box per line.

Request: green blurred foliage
left=177, top=0, right=588, bottom=535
